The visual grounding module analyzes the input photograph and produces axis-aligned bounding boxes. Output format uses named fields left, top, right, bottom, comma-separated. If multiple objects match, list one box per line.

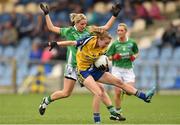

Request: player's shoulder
left=79, top=36, right=94, bottom=41
left=86, top=25, right=91, bottom=30
left=112, top=39, right=119, bottom=44
left=77, top=36, right=95, bottom=45
left=61, top=26, right=74, bottom=31
left=60, top=26, right=74, bottom=37
left=128, top=38, right=137, bottom=43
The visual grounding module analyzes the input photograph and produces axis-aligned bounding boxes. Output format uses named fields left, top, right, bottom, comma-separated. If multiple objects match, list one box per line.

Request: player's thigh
left=63, top=64, right=77, bottom=93
left=114, top=78, right=135, bottom=94
left=126, top=82, right=135, bottom=87
left=98, top=72, right=123, bottom=86
left=84, top=76, right=103, bottom=96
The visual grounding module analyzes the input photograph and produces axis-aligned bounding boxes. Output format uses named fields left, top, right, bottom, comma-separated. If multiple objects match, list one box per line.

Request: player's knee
left=115, top=90, right=121, bottom=97
left=62, top=91, right=71, bottom=98
left=99, top=84, right=105, bottom=92
left=95, top=91, right=103, bottom=99
left=97, top=83, right=106, bottom=97
left=115, top=79, right=124, bottom=87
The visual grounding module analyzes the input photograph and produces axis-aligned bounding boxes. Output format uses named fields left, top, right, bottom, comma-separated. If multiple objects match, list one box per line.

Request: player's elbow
left=94, top=91, right=104, bottom=99
left=48, top=27, right=56, bottom=33
left=71, top=41, right=77, bottom=46
left=46, top=25, right=58, bottom=33
left=105, top=25, right=113, bottom=31
left=101, top=26, right=109, bottom=31
left=47, top=25, right=53, bottom=31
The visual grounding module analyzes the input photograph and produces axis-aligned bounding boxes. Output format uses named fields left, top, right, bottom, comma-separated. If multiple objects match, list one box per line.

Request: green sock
left=107, top=105, right=117, bottom=115
left=45, top=96, right=53, bottom=104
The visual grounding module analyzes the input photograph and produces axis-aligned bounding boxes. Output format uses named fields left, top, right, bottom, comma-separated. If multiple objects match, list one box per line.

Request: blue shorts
left=77, top=66, right=104, bottom=86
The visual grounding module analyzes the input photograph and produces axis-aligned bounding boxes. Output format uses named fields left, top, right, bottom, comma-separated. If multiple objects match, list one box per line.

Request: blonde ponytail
left=69, top=13, right=87, bottom=24
left=69, top=13, right=77, bottom=24
left=89, top=26, right=104, bottom=34
left=89, top=26, right=111, bottom=40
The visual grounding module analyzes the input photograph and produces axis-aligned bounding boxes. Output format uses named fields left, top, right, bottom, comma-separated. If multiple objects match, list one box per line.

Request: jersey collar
left=74, top=25, right=78, bottom=31
left=118, top=35, right=128, bottom=42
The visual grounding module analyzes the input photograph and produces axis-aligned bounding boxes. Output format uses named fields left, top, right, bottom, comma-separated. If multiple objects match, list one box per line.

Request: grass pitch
left=0, top=93, right=180, bottom=124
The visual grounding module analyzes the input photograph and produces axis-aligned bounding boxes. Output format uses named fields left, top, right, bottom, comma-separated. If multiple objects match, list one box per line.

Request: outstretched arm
left=43, top=36, right=93, bottom=51
left=56, top=40, right=77, bottom=47
left=42, top=40, right=77, bottom=51
left=40, top=3, right=60, bottom=34
left=101, top=3, right=122, bottom=30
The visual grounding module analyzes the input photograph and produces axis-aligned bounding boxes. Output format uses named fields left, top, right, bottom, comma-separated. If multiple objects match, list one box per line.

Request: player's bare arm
left=57, top=41, right=77, bottom=47
left=42, top=40, right=77, bottom=51
left=101, top=3, right=121, bottom=30
left=40, top=3, right=60, bottom=34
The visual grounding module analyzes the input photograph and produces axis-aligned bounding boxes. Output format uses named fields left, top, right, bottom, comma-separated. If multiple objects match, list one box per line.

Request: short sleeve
left=106, top=42, right=116, bottom=56
left=132, top=41, right=139, bottom=54
left=60, top=27, right=70, bottom=37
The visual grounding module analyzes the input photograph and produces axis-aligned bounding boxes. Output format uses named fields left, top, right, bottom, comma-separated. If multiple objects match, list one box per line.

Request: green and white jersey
left=106, top=38, right=138, bottom=69
left=60, top=26, right=91, bottom=67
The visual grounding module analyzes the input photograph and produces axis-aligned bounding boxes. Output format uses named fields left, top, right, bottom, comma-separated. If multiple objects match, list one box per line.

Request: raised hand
left=111, top=3, right=122, bottom=17
left=40, top=3, right=49, bottom=15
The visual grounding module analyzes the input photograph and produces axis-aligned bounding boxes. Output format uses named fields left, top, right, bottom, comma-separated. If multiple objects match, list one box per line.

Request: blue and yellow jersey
left=60, top=26, right=91, bottom=67
left=76, top=36, right=108, bottom=71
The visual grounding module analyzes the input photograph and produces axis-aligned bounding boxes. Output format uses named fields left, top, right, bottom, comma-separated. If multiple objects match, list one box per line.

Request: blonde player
left=106, top=23, right=138, bottom=116
left=38, top=3, right=124, bottom=123
left=43, top=30, right=155, bottom=118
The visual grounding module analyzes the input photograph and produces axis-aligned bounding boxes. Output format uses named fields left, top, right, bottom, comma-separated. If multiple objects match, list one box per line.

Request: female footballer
left=44, top=30, right=155, bottom=108
left=106, top=23, right=139, bottom=116
left=38, top=3, right=125, bottom=123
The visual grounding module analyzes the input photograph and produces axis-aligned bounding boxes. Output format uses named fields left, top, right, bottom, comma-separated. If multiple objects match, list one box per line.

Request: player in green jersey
left=106, top=23, right=139, bottom=117
left=38, top=3, right=125, bottom=123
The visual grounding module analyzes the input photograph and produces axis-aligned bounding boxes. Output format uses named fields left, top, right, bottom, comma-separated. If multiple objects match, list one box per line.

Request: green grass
left=0, top=93, right=180, bottom=124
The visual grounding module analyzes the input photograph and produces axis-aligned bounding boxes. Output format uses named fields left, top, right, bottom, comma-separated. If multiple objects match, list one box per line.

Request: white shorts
left=111, top=66, right=135, bottom=83
left=64, top=64, right=77, bottom=81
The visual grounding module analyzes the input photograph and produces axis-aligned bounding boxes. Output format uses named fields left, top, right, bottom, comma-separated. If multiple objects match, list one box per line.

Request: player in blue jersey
left=38, top=3, right=125, bottom=123
left=44, top=30, right=155, bottom=111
